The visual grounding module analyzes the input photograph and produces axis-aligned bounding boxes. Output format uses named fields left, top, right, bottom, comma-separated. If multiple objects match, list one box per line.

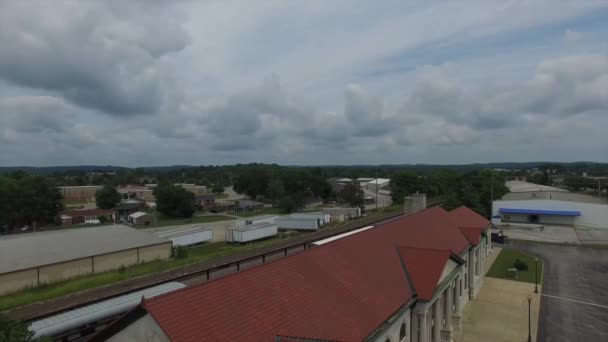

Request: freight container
left=225, top=222, right=278, bottom=243
left=156, top=226, right=213, bottom=247
left=275, top=217, right=322, bottom=231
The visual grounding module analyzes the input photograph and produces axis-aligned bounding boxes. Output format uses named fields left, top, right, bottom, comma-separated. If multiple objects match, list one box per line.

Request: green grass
left=487, top=249, right=543, bottom=284
left=234, top=207, right=284, bottom=217
left=0, top=232, right=305, bottom=311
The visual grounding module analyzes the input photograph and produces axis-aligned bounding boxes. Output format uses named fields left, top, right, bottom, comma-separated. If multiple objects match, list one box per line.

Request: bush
left=514, top=258, right=528, bottom=271
left=98, top=215, right=108, bottom=224
left=174, top=246, right=189, bottom=259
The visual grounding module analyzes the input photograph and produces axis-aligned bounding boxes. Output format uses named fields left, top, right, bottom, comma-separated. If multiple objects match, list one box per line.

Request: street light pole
left=534, top=258, right=539, bottom=294
left=527, top=295, right=532, bottom=342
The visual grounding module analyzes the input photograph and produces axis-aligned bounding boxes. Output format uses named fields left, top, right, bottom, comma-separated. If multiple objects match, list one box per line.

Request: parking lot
left=506, top=241, right=608, bottom=341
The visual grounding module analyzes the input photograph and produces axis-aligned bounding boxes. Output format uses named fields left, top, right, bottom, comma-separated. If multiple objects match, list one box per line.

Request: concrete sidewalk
left=454, top=248, right=541, bottom=342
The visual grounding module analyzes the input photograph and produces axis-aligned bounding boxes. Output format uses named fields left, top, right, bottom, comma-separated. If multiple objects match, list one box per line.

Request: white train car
left=29, top=282, right=186, bottom=341
left=155, top=226, right=213, bottom=247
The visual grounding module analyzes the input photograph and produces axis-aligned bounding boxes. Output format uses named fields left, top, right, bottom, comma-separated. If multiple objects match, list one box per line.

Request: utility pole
left=490, top=169, right=494, bottom=220
left=375, top=168, right=378, bottom=210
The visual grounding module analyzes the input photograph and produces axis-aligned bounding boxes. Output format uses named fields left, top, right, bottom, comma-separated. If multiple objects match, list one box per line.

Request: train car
left=29, top=282, right=186, bottom=341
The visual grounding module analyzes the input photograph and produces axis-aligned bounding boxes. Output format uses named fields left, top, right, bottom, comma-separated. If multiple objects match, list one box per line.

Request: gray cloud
left=0, top=1, right=189, bottom=116
left=0, top=1, right=607, bottom=166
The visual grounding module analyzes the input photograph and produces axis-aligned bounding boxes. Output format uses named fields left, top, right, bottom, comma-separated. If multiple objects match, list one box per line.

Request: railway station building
left=94, top=205, right=492, bottom=342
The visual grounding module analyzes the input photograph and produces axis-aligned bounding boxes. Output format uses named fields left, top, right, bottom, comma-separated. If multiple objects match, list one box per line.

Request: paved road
left=505, top=241, right=608, bottom=342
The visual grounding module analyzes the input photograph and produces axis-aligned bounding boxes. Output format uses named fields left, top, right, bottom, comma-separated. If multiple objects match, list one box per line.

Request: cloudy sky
left=1, top=0, right=607, bottom=166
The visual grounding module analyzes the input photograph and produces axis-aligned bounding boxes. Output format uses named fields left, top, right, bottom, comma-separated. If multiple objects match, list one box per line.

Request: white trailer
left=322, top=207, right=361, bottom=221
left=155, top=226, right=213, bottom=247
left=225, top=222, right=278, bottom=243
left=289, top=212, right=330, bottom=224
left=275, top=217, right=322, bottom=231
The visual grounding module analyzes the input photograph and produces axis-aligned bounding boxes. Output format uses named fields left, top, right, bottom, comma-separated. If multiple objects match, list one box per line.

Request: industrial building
left=367, top=178, right=391, bottom=191
left=493, top=198, right=608, bottom=228
left=0, top=225, right=172, bottom=296
left=505, top=180, right=566, bottom=193
left=58, top=186, right=102, bottom=203
left=95, top=205, right=492, bottom=342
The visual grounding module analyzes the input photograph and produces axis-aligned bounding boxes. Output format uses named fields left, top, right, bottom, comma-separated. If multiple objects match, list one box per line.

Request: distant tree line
left=390, top=169, right=509, bottom=217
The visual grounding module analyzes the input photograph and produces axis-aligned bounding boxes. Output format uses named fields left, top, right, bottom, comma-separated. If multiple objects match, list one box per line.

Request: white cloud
left=0, top=1, right=608, bottom=166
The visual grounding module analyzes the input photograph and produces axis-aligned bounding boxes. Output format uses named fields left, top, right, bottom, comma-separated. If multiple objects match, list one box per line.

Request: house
left=234, top=200, right=264, bottom=213
left=94, top=205, right=492, bottom=342
left=59, top=209, right=114, bottom=226
left=213, top=200, right=235, bottom=212
left=195, top=195, right=216, bottom=211
left=128, top=212, right=153, bottom=226
left=114, top=202, right=144, bottom=220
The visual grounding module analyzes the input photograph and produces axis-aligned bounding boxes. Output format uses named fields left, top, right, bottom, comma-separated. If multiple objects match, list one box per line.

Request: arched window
left=399, top=322, right=407, bottom=341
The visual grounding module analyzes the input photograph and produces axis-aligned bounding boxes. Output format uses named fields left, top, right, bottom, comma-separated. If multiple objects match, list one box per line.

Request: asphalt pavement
left=505, top=241, right=608, bottom=342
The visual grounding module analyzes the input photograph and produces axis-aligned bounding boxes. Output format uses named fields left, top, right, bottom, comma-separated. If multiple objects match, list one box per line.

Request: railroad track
left=6, top=210, right=404, bottom=322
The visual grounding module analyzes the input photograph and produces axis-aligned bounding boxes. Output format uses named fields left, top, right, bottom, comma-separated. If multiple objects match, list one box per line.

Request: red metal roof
left=398, top=247, right=452, bottom=301
left=137, top=206, right=479, bottom=341
left=458, top=227, right=483, bottom=245
left=448, top=206, right=491, bottom=231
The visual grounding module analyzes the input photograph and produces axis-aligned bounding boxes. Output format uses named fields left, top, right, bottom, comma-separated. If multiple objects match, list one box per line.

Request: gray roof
left=502, top=191, right=605, bottom=204
left=231, top=222, right=276, bottom=231
left=0, top=225, right=170, bottom=274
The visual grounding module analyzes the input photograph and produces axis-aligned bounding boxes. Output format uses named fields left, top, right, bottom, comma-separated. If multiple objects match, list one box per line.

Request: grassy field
left=0, top=232, right=304, bottom=311
left=487, top=249, right=543, bottom=284
left=234, top=207, right=284, bottom=217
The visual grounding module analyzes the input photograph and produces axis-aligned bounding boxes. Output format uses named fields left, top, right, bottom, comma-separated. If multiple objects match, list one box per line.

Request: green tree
left=233, top=169, right=270, bottom=199
left=154, top=184, right=196, bottom=218
left=278, top=193, right=304, bottom=213
left=0, top=173, right=63, bottom=231
left=390, top=171, right=423, bottom=203
left=95, top=184, right=121, bottom=209
left=339, top=181, right=364, bottom=208
left=211, top=184, right=224, bottom=193
left=266, top=179, right=285, bottom=207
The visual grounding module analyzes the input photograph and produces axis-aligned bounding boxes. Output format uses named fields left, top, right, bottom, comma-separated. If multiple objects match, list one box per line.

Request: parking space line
left=542, top=294, right=608, bottom=310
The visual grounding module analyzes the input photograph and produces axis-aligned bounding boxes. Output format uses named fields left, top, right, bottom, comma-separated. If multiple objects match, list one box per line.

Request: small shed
left=322, top=207, right=361, bottom=222
left=128, top=212, right=153, bottom=226
left=225, top=222, right=278, bottom=243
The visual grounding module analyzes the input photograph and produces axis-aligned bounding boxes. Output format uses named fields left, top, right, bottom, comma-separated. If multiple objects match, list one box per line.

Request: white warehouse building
left=492, top=199, right=608, bottom=229
left=367, top=178, right=391, bottom=191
